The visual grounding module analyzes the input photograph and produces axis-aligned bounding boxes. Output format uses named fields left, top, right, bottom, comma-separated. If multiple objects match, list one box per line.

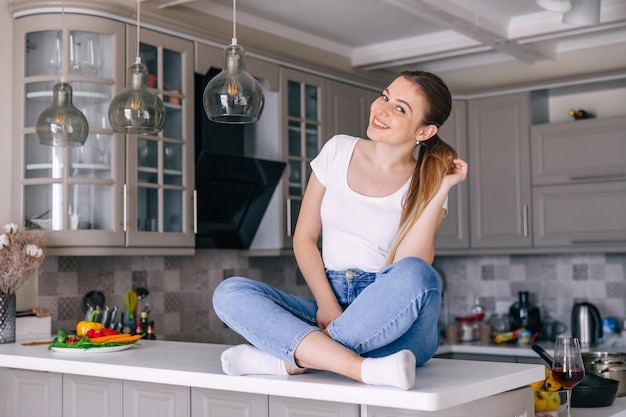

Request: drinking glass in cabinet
left=70, top=31, right=106, bottom=77
left=164, top=189, right=182, bottom=233
left=69, top=184, right=113, bottom=230
left=137, top=139, right=158, bottom=183
left=25, top=31, right=62, bottom=77
left=70, top=135, right=112, bottom=178
left=24, top=134, right=65, bottom=180
left=137, top=187, right=158, bottom=232
left=288, top=160, right=303, bottom=196
left=164, top=142, right=182, bottom=186
left=305, top=124, right=318, bottom=158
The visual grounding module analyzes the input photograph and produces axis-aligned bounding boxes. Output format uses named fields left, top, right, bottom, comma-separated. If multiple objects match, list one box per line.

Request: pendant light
left=36, top=0, right=89, bottom=147
left=108, top=0, right=165, bottom=134
left=203, top=0, right=264, bottom=124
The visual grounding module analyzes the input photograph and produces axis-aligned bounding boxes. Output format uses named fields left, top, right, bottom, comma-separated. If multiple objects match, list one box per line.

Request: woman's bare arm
left=293, top=173, right=343, bottom=329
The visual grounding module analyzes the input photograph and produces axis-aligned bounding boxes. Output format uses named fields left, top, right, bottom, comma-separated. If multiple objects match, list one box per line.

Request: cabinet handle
left=123, top=184, right=128, bottom=233
left=286, top=198, right=292, bottom=237
left=572, top=239, right=626, bottom=245
left=522, top=204, right=529, bottom=238
left=570, top=173, right=626, bottom=181
left=193, top=189, right=198, bottom=235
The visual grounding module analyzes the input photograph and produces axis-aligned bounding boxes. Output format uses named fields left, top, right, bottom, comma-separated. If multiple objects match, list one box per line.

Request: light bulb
left=108, top=61, right=165, bottom=134
left=36, top=82, right=89, bottom=147
left=203, top=43, right=264, bottom=124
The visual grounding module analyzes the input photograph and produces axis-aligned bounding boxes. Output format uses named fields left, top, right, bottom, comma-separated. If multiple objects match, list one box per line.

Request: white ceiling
left=152, top=0, right=626, bottom=92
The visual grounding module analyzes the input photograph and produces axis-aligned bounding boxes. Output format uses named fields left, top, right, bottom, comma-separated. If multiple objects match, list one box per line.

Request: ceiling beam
left=380, top=0, right=553, bottom=64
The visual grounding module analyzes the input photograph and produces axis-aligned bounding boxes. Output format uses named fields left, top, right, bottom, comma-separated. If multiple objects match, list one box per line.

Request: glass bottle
left=146, top=320, right=157, bottom=340
left=509, top=291, right=542, bottom=334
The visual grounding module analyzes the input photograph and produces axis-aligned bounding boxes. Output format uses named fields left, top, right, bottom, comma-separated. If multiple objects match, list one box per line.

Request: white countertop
left=0, top=339, right=544, bottom=412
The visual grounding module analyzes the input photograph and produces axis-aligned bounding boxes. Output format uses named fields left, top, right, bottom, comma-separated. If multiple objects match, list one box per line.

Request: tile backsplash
left=33, top=251, right=625, bottom=343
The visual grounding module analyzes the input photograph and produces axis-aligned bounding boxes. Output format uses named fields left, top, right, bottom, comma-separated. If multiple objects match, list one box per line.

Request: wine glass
left=552, top=336, right=585, bottom=417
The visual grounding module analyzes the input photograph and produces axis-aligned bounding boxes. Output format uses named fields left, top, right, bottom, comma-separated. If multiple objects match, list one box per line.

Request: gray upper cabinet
left=468, top=93, right=531, bottom=249
left=435, top=100, right=469, bottom=249
left=326, top=80, right=372, bottom=139
left=531, top=116, right=626, bottom=185
left=13, top=13, right=195, bottom=255
left=531, top=116, right=626, bottom=249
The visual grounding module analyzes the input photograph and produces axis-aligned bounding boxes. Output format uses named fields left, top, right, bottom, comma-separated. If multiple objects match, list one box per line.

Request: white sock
left=361, top=350, right=416, bottom=390
left=221, top=344, right=288, bottom=376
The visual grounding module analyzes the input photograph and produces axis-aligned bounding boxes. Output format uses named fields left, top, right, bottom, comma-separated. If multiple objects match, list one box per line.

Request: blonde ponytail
left=385, top=135, right=457, bottom=263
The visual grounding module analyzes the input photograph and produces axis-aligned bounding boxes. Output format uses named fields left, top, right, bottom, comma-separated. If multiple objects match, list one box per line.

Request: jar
left=456, top=316, right=479, bottom=342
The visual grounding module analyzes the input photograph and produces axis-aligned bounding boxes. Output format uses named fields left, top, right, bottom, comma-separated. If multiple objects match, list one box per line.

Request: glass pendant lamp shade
left=36, top=81, right=89, bottom=147
left=203, top=42, right=264, bottom=124
left=108, top=60, right=165, bottom=134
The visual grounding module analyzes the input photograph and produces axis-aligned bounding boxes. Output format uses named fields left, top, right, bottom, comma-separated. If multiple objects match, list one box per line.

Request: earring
left=416, top=140, right=420, bottom=146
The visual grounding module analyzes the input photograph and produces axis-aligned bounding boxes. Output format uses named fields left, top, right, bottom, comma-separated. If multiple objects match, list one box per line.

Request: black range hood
left=195, top=151, right=285, bottom=249
left=194, top=69, right=285, bottom=249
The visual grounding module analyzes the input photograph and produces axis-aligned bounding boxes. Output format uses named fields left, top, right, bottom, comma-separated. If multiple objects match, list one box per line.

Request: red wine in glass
left=552, top=367, right=585, bottom=389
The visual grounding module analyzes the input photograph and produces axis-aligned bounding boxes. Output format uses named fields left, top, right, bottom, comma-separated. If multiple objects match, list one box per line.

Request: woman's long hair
left=386, top=71, right=458, bottom=264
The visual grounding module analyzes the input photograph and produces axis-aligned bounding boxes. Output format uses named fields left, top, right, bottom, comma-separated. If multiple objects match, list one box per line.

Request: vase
left=0, top=293, right=16, bottom=344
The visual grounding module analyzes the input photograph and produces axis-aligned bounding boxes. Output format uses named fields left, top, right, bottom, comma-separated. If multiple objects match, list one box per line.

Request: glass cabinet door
left=281, top=69, right=325, bottom=246
left=15, top=15, right=126, bottom=248
left=125, top=27, right=194, bottom=248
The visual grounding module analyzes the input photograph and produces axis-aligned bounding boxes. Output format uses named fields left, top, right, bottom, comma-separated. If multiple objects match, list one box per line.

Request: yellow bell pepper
left=76, top=309, right=103, bottom=336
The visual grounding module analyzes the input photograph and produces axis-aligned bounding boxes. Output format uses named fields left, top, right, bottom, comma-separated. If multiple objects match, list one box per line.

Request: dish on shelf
left=29, top=218, right=52, bottom=230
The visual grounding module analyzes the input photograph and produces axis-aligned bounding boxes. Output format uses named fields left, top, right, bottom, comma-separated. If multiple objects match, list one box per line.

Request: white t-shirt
left=311, top=134, right=446, bottom=272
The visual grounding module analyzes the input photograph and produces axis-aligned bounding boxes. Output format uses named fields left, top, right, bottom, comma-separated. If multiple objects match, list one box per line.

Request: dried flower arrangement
left=0, top=223, right=46, bottom=295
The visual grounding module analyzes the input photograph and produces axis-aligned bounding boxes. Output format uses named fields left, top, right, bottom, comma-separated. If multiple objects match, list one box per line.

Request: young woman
left=213, top=70, right=468, bottom=390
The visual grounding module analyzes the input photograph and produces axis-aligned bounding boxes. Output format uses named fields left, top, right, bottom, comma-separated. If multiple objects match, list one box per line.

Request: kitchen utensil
left=84, top=305, right=94, bottom=322
left=571, top=301, right=602, bottom=346
left=532, top=344, right=618, bottom=407
left=123, top=290, right=137, bottom=324
left=108, top=305, right=118, bottom=329
left=82, top=291, right=105, bottom=313
left=582, top=351, right=626, bottom=397
left=551, top=337, right=585, bottom=417
left=100, top=305, right=110, bottom=328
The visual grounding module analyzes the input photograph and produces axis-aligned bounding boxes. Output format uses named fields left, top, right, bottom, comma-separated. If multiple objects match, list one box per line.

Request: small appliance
left=571, top=301, right=603, bottom=346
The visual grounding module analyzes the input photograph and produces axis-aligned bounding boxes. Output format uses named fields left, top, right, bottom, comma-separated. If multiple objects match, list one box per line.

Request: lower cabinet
left=191, top=388, right=267, bottom=417
left=1, top=369, right=188, bottom=417
left=0, top=368, right=62, bottom=417
left=1, top=368, right=358, bottom=417
left=124, top=380, right=189, bottom=417
left=269, top=395, right=358, bottom=417
left=63, top=374, right=122, bottom=417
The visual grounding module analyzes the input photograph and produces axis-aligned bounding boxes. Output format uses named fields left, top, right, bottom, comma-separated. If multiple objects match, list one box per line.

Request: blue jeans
left=212, top=257, right=441, bottom=368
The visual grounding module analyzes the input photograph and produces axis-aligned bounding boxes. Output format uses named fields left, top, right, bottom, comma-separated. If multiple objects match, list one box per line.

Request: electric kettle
left=571, top=301, right=603, bottom=346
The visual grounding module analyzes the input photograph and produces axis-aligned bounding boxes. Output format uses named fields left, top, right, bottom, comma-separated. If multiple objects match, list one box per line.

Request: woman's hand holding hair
left=441, top=158, right=468, bottom=190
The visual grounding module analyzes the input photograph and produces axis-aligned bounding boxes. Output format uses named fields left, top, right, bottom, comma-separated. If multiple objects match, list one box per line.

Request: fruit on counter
left=529, top=367, right=563, bottom=414
left=76, top=309, right=103, bottom=336
left=534, top=390, right=561, bottom=413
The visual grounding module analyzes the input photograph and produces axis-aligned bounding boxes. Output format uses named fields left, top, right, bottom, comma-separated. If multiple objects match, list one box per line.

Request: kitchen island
left=0, top=340, right=544, bottom=417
